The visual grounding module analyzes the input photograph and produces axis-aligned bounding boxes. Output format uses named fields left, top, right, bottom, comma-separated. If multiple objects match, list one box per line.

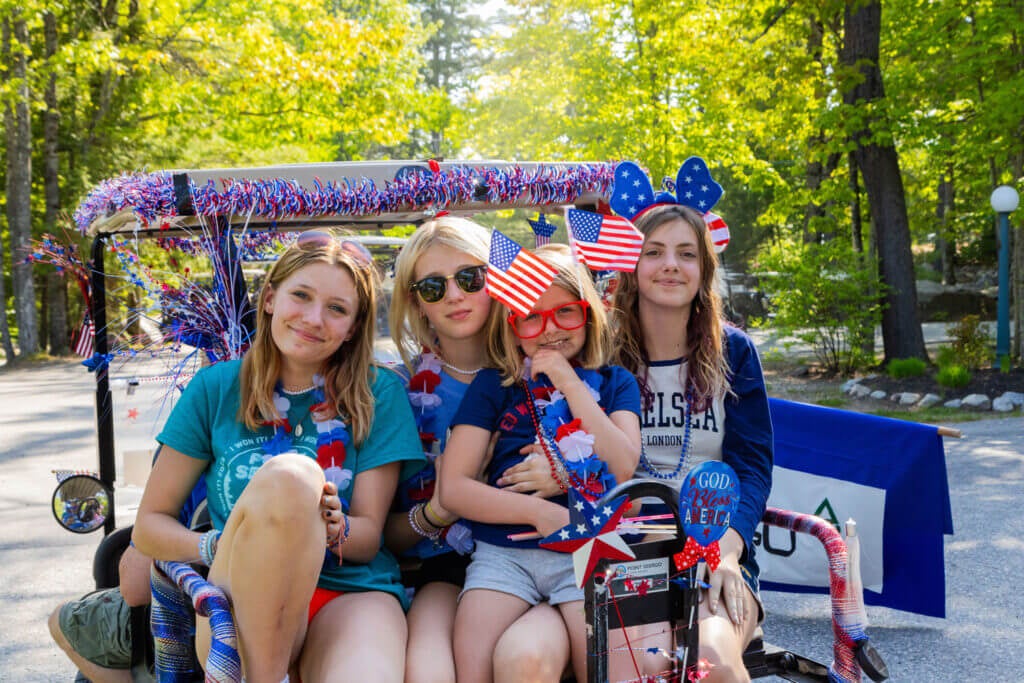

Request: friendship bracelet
left=409, top=503, right=442, bottom=540
left=424, top=500, right=454, bottom=529
left=198, top=529, right=221, bottom=567
left=328, top=512, right=350, bottom=555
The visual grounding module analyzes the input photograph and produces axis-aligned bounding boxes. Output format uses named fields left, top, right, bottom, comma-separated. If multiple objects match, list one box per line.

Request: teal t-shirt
left=157, top=359, right=424, bottom=607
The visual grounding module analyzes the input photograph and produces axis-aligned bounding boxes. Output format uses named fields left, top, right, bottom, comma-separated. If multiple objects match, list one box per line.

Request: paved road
left=0, top=358, right=1022, bottom=681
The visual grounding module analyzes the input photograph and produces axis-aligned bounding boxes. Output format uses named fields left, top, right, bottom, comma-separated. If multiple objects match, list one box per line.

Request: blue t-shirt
left=157, top=360, right=424, bottom=606
left=452, top=364, right=640, bottom=548
left=393, top=361, right=473, bottom=558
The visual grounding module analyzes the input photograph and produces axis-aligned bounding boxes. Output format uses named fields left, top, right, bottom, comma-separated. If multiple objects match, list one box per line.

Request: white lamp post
left=990, top=185, right=1019, bottom=367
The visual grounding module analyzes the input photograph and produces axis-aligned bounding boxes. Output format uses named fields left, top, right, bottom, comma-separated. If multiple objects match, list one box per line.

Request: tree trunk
left=44, top=11, right=70, bottom=355
left=5, top=13, right=38, bottom=357
left=936, top=172, right=956, bottom=285
left=842, top=0, right=927, bottom=364
left=0, top=22, right=13, bottom=361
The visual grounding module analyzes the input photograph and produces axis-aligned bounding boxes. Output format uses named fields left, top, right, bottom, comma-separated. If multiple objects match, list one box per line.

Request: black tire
left=92, top=525, right=134, bottom=589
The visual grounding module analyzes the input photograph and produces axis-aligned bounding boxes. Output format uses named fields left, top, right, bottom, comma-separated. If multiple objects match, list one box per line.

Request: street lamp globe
left=990, top=185, right=1020, bottom=213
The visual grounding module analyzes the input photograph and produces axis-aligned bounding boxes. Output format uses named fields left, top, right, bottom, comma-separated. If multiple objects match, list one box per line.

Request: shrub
left=949, top=315, right=991, bottom=370
left=936, top=364, right=970, bottom=389
left=934, top=346, right=957, bottom=368
left=887, top=357, right=927, bottom=379
left=756, top=240, right=882, bottom=375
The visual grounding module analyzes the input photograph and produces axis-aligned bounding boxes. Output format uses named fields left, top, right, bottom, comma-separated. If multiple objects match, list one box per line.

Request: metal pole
left=996, top=211, right=1011, bottom=367
left=90, top=235, right=116, bottom=534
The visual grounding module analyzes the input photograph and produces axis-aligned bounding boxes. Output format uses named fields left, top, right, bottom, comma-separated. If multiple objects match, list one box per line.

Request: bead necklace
left=281, top=383, right=317, bottom=395
left=638, top=389, right=693, bottom=480
left=438, top=357, right=482, bottom=376
left=521, top=371, right=615, bottom=500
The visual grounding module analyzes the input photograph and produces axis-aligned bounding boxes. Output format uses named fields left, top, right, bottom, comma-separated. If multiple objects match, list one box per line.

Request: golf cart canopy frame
left=77, top=159, right=616, bottom=530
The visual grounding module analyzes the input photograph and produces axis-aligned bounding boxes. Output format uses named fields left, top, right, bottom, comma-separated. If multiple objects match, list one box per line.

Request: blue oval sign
left=678, top=461, right=741, bottom=545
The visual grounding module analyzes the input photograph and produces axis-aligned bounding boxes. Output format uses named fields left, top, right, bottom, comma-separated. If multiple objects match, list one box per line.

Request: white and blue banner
left=756, top=399, right=953, bottom=618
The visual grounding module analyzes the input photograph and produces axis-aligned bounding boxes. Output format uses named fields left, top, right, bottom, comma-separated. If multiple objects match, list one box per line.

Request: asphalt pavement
left=0, top=357, right=1021, bottom=681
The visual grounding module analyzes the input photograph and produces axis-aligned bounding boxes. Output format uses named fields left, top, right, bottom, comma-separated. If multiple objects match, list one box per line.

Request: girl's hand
left=529, top=349, right=580, bottom=390
left=532, top=500, right=571, bottom=538
left=424, top=497, right=458, bottom=527
left=705, top=529, right=748, bottom=625
left=497, top=446, right=564, bottom=497
left=321, top=482, right=343, bottom=548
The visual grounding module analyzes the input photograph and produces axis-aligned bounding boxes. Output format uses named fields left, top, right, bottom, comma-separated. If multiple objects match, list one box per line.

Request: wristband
left=198, top=529, right=221, bottom=567
left=424, top=500, right=454, bottom=528
left=328, top=512, right=350, bottom=554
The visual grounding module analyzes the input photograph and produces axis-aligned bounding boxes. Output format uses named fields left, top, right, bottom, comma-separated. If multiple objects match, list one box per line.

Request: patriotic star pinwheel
left=539, top=490, right=636, bottom=587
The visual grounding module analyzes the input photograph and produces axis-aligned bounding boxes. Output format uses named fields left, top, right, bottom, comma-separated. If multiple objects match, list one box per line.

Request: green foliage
left=934, top=345, right=957, bottom=368
left=936, top=364, right=970, bottom=389
left=887, top=357, right=927, bottom=379
left=949, top=315, right=991, bottom=370
left=756, top=239, right=882, bottom=375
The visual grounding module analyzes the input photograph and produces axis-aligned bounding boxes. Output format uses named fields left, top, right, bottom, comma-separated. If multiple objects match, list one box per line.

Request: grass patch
left=867, top=405, right=994, bottom=424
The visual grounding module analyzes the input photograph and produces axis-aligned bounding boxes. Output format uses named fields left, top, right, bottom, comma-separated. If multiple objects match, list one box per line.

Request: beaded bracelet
left=198, top=529, right=221, bottom=567
left=409, top=503, right=442, bottom=540
left=328, top=512, right=350, bottom=555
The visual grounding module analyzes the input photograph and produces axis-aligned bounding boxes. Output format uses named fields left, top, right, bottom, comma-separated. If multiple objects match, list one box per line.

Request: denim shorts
left=461, top=541, right=583, bottom=606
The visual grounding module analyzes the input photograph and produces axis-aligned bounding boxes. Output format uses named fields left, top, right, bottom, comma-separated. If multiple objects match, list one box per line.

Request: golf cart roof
left=75, top=159, right=615, bottom=238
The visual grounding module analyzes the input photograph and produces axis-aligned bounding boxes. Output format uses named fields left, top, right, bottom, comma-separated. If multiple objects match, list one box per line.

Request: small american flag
left=528, top=214, right=558, bottom=247
left=566, top=209, right=643, bottom=272
left=486, top=230, right=557, bottom=317
left=74, top=314, right=95, bottom=358
left=705, top=211, right=730, bottom=253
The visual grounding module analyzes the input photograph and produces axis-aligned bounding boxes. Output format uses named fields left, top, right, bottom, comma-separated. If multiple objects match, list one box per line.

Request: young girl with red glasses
left=439, top=243, right=642, bottom=682
left=385, top=217, right=578, bottom=683
left=133, top=232, right=424, bottom=683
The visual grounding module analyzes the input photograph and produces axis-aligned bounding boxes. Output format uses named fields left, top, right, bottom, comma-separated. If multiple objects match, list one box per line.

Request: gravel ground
left=1, top=358, right=1021, bottom=681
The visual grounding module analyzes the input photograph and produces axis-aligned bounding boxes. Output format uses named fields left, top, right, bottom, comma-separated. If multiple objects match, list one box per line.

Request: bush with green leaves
left=949, top=315, right=991, bottom=370
left=755, top=240, right=882, bottom=375
left=887, top=357, right=927, bottom=379
left=936, top=364, right=971, bottom=389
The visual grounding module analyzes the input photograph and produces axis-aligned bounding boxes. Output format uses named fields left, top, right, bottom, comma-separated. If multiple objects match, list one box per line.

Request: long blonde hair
left=389, top=216, right=502, bottom=370
left=612, top=204, right=730, bottom=411
left=240, top=234, right=379, bottom=444
left=489, top=243, right=612, bottom=385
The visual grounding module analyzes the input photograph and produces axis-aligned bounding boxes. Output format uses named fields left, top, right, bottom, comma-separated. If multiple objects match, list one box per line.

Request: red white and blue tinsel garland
left=74, top=163, right=617, bottom=233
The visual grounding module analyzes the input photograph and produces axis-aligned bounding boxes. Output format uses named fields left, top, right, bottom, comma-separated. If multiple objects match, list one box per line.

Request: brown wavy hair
left=239, top=233, right=379, bottom=444
left=612, top=204, right=730, bottom=411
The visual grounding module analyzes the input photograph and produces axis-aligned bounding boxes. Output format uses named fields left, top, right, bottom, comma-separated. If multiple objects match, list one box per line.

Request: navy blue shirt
left=452, top=364, right=640, bottom=548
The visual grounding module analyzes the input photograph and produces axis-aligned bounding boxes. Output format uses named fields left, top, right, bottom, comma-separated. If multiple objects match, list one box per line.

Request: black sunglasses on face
left=411, top=265, right=487, bottom=303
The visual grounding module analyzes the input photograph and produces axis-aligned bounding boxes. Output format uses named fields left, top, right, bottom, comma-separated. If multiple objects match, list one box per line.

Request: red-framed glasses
left=507, top=300, right=589, bottom=339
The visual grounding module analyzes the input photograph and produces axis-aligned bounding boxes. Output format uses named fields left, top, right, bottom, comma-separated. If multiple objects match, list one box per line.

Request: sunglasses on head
left=295, top=230, right=374, bottom=268
left=410, top=265, right=487, bottom=304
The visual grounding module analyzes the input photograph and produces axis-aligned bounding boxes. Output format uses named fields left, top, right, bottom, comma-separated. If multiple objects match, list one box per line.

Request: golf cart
left=54, top=159, right=885, bottom=682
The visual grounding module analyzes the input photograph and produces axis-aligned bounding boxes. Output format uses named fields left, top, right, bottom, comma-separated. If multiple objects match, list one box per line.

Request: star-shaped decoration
left=539, top=490, right=635, bottom=587
left=127, top=408, right=138, bottom=420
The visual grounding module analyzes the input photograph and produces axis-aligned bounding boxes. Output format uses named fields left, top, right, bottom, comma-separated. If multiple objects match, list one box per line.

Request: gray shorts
left=462, top=540, right=583, bottom=606
left=58, top=587, right=131, bottom=669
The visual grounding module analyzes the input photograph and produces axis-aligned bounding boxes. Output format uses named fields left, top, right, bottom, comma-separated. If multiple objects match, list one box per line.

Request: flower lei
left=403, top=351, right=473, bottom=555
left=524, top=365, right=618, bottom=501
left=261, top=374, right=354, bottom=496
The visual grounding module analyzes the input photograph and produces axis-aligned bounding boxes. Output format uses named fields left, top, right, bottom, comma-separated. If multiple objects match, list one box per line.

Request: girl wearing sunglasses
left=385, top=217, right=572, bottom=683
left=439, top=243, right=641, bottom=683
left=134, top=232, right=424, bottom=683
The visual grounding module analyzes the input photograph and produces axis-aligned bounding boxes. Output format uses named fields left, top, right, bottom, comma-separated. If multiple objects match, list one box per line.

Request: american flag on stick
left=74, top=314, right=95, bottom=358
left=566, top=209, right=643, bottom=272
left=486, top=230, right=557, bottom=317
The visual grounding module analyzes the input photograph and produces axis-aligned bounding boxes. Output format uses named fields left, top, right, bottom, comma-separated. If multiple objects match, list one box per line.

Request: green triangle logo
left=814, top=498, right=840, bottom=532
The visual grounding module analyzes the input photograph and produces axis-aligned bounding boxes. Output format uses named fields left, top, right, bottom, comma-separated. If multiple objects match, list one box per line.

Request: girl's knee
left=237, top=455, right=323, bottom=520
